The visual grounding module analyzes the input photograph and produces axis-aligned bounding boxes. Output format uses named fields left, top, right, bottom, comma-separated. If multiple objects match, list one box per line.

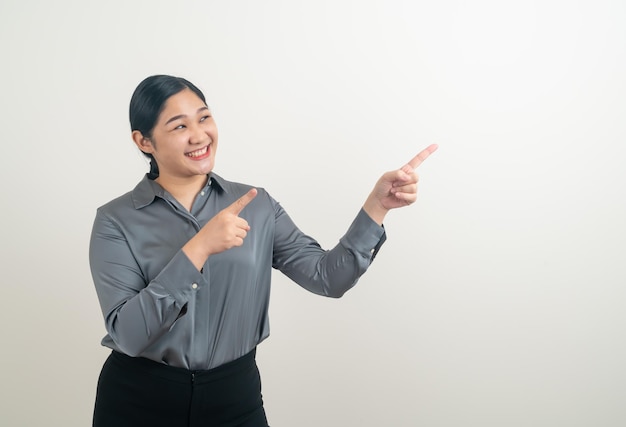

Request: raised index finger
left=227, top=188, right=258, bottom=215
left=406, top=144, right=439, bottom=170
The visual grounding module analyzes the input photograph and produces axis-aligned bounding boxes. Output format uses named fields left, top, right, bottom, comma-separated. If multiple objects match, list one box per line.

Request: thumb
left=227, top=188, right=258, bottom=215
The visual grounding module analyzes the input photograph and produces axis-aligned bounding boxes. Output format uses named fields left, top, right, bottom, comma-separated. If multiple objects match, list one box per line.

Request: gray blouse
left=89, top=173, right=386, bottom=370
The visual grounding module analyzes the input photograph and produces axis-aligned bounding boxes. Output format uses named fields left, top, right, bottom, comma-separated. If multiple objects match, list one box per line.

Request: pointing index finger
left=406, top=144, right=439, bottom=170
left=228, top=188, right=258, bottom=215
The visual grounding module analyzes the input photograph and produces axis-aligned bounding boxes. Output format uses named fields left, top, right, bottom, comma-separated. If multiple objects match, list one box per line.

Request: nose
left=189, top=123, right=207, bottom=144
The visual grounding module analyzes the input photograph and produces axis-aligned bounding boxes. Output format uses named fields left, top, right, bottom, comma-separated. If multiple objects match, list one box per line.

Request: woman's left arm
left=272, top=144, right=437, bottom=297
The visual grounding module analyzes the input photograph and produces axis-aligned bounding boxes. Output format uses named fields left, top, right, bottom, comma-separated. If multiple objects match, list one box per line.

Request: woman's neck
left=156, top=174, right=208, bottom=212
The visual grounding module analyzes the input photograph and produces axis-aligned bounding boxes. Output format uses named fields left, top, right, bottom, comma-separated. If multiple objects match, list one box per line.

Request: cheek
left=206, top=122, right=218, bottom=138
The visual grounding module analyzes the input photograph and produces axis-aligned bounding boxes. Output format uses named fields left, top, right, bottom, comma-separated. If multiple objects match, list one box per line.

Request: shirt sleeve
left=89, top=209, right=204, bottom=357
left=271, top=199, right=386, bottom=298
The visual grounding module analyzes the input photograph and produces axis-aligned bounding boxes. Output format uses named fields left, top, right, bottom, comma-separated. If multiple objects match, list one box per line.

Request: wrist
left=362, top=196, right=388, bottom=226
left=183, top=232, right=213, bottom=270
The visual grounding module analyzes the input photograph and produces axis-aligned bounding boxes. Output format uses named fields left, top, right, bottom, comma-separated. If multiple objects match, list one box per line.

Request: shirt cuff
left=340, top=208, right=387, bottom=261
left=152, top=250, right=206, bottom=305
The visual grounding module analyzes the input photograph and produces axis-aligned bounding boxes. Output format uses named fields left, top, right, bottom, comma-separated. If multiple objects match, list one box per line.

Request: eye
left=200, top=114, right=211, bottom=122
left=174, top=124, right=186, bottom=130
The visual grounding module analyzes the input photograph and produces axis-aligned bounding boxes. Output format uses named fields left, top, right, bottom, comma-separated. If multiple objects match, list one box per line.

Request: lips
left=186, top=145, right=210, bottom=158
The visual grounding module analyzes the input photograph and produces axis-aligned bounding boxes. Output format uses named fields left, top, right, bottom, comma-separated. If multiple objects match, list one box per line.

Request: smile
left=186, top=145, right=210, bottom=158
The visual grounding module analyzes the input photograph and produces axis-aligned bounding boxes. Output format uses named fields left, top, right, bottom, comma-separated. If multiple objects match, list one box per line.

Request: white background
left=1, top=0, right=625, bottom=426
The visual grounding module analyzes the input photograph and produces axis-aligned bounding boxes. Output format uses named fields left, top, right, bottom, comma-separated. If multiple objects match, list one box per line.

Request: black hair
left=129, top=75, right=207, bottom=177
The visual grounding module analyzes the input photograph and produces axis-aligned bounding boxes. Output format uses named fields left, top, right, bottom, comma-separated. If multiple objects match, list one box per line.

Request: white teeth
left=187, top=146, right=208, bottom=158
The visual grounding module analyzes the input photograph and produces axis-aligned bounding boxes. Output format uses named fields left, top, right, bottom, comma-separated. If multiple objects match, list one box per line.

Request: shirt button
left=200, top=191, right=205, bottom=196
left=191, top=283, right=198, bottom=290
left=208, top=179, right=213, bottom=186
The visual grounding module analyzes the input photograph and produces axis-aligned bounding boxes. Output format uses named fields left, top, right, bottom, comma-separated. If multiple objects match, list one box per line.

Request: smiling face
left=133, top=88, right=218, bottom=183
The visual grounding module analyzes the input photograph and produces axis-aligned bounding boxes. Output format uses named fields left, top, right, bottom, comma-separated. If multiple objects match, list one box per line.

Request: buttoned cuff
left=340, top=208, right=387, bottom=261
left=152, top=250, right=206, bottom=305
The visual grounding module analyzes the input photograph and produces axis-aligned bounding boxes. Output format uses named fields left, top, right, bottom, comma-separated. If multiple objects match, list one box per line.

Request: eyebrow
left=164, top=106, right=210, bottom=125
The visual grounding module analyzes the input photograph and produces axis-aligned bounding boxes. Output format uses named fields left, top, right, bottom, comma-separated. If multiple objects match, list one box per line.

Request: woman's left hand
left=363, top=144, right=438, bottom=225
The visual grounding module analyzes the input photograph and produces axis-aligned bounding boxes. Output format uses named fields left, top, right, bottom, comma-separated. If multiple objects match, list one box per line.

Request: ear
left=132, top=130, right=155, bottom=154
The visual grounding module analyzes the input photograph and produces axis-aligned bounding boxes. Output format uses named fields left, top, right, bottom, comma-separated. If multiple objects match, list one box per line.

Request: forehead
left=159, top=89, right=207, bottom=118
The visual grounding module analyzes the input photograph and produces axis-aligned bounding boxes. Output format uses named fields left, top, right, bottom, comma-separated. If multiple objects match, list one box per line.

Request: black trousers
left=93, top=349, right=269, bottom=427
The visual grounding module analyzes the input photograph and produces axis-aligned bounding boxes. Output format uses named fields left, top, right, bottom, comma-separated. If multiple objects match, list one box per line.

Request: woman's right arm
left=89, top=210, right=203, bottom=357
left=89, top=189, right=258, bottom=357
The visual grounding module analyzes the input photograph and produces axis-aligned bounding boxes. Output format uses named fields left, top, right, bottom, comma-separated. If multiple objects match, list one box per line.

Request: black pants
left=93, top=349, right=269, bottom=427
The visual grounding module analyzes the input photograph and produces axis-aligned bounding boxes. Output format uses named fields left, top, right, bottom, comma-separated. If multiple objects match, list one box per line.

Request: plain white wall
left=1, top=0, right=625, bottom=426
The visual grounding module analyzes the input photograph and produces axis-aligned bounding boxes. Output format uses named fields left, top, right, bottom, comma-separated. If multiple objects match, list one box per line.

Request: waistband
left=110, top=348, right=257, bottom=385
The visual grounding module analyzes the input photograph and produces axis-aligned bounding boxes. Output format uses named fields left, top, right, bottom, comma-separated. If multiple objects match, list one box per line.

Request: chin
left=197, top=161, right=215, bottom=175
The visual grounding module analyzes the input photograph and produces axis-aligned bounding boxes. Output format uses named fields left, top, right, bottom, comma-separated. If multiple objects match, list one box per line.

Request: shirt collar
left=131, top=172, right=227, bottom=210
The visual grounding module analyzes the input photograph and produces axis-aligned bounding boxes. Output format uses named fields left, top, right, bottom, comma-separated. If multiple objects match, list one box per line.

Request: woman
left=90, top=74, right=437, bottom=426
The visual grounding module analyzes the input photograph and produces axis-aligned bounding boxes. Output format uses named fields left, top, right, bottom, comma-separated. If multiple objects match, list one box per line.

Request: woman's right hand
left=183, top=188, right=257, bottom=270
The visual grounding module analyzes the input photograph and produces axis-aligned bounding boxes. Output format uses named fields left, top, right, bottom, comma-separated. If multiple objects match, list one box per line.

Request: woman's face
left=137, top=88, right=218, bottom=181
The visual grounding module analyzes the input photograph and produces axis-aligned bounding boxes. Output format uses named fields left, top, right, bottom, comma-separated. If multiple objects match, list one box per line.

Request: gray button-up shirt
left=90, top=173, right=386, bottom=370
